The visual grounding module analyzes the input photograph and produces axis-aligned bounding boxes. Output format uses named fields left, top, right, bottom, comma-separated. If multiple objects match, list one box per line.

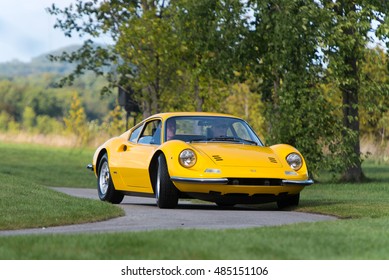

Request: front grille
left=226, top=178, right=283, bottom=186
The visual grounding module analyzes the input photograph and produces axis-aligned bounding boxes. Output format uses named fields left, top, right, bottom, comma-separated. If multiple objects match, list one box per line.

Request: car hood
left=192, top=143, right=284, bottom=167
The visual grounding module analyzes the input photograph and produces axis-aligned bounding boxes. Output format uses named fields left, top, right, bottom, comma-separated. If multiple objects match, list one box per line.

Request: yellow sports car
left=88, top=112, right=313, bottom=209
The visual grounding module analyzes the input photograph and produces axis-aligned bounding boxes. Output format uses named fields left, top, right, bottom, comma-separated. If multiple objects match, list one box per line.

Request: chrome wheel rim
left=155, top=162, right=161, bottom=201
left=99, top=162, right=110, bottom=195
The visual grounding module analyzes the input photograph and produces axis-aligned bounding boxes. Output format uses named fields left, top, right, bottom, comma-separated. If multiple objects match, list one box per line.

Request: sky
left=0, top=0, right=87, bottom=63
left=0, top=1, right=386, bottom=64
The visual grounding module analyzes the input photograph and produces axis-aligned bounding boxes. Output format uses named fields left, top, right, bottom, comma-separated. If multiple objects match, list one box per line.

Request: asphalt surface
left=0, top=188, right=336, bottom=236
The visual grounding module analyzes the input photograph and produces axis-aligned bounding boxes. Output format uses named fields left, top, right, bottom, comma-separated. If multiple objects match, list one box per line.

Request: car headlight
left=179, top=149, right=197, bottom=168
left=286, top=153, right=303, bottom=171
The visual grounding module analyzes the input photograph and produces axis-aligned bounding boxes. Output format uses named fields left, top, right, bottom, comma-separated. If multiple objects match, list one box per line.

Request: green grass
left=1, top=218, right=388, bottom=259
left=0, top=142, right=95, bottom=187
left=0, top=174, right=124, bottom=230
left=0, top=142, right=389, bottom=259
left=295, top=161, right=389, bottom=219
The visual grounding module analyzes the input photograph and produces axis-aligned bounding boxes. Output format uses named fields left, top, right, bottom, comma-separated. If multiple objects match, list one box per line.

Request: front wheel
left=215, top=202, right=235, bottom=208
left=155, top=154, right=179, bottom=209
left=97, top=154, right=124, bottom=204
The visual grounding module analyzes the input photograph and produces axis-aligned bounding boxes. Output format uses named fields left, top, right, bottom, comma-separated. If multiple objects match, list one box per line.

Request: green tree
left=171, top=0, right=249, bottom=111
left=247, top=0, right=389, bottom=180
left=48, top=0, right=178, bottom=117
left=114, top=1, right=182, bottom=116
left=22, top=106, right=36, bottom=132
left=222, top=82, right=266, bottom=138
left=247, top=0, right=341, bottom=176
left=36, top=115, right=63, bottom=135
left=319, top=0, right=389, bottom=181
left=105, top=104, right=126, bottom=136
left=64, top=92, right=89, bottom=145
left=359, top=48, right=389, bottom=141
left=47, top=0, right=248, bottom=115
left=0, top=111, right=11, bottom=131
left=47, top=0, right=389, bottom=181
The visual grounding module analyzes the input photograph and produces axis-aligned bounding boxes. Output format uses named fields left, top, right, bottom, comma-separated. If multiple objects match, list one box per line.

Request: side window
left=129, top=125, right=142, bottom=143
left=138, top=120, right=161, bottom=145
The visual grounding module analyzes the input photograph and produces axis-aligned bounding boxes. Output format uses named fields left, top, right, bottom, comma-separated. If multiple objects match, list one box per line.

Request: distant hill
left=0, top=45, right=81, bottom=77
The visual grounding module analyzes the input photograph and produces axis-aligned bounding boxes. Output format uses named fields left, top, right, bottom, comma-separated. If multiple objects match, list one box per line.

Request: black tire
left=277, top=193, right=300, bottom=210
left=97, top=154, right=124, bottom=204
left=155, top=154, right=179, bottom=209
left=215, top=202, right=235, bottom=208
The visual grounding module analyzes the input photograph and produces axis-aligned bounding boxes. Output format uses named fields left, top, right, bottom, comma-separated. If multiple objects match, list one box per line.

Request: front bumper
left=170, top=176, right=314, bottom=186
left=170, top=176, right=313, bottom=200
left=281, top=179, right=314, bottom=186
left=170, top=177, right=228, bottom=184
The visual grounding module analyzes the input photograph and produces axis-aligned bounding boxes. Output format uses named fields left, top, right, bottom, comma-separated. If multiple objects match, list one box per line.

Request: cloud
left=0, top=0, right=84, bottom=62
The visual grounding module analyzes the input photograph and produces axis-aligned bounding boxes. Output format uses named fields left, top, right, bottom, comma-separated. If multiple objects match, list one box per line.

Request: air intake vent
left=268, top=157, right=278, bottom=164
left=212, top=155, right=223, bottom=161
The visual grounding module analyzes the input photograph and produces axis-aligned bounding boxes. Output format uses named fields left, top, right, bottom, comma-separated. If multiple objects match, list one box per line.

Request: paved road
left=0, top=188, right=336, bottom=236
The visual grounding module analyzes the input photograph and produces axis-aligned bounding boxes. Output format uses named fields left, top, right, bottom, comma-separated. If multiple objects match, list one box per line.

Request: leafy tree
left=319, top=0, right=389, bottom=181
left=171, top=0, right=249, bottom=111
left=359, top=47, right=389, bottom=142
left=114, top=0, right=182, bottom=116
left=47, top=0, right=248, bottom=115
left=22, top=106, right=36, bottom=132
left=48, top=0, right=176, bottom=117
left=47, top=0, right=389, bottom=181
left=247, top=0, right=389, bottom=180
left=0, top=79, right=27, bottom=121
left=35, top=115, right=63, bottom=135
left=0, top=70, right=114, bottom=130
left=247, top=0, right=341, bottom=176
left=0, top=111, right=11, bottom=131
left=222, top=81, right=266, bottom=138
left=105, top=104, right=126, bottom=136
left=63, top=92, right=88, bottom=145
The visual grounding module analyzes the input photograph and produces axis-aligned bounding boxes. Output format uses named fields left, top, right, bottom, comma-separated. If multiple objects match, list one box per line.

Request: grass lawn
left=0, top=142, right=95, bottom=188
left=0, top=142, right=388, bottom=259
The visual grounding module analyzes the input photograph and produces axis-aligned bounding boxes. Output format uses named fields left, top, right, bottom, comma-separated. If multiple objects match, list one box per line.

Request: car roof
left=145, top=112, right=239, bottom=122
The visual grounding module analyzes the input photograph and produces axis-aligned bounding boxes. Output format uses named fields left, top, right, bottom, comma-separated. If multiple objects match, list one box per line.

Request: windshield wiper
left=192, top=136, right=257, bottom=145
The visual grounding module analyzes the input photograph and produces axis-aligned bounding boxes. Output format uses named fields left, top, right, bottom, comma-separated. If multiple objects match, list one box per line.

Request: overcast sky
left=0, top=1, right=386, bottom=64
left=0, top=0, right=88, bottom=63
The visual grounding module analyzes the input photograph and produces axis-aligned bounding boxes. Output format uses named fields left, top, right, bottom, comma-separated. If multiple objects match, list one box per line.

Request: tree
left=222, top=81, right=266, bottom=137
left=320, top=0, right=389, bottom=181
left=47, top=0, right=389, bottom=180
left=114, top=1, right=184, bottom=116
left=48, top=1, right=190, bottom=117
left=247, top=0, right=342, bottom=176
left=171, top=0, right=249, bottom=111
left=359, top=48, right=389, bottom=139
left=22, top=106, right=36, bottom=132
left=64, top=92, right=89, bottom=145
left=246, top=0, right=389, bottom=180
left=47, top=0, right=248, bottom=116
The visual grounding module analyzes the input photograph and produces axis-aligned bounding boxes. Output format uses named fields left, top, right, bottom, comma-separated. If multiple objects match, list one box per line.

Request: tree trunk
left=341, top=83, right=365, bottom=182
left=194, top=76, right=203, bottom=112
left=340, top=21, right=365, bottom=182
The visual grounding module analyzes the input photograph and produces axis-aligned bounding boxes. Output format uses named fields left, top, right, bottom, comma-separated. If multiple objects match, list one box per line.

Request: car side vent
left=212, top=155, right=223, bottom=161
left=268, top=157, right=278, bottom=164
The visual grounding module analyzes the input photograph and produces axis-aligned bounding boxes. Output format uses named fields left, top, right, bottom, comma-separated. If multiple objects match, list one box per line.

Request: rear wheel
left=97, top=154, right=124, bottom=204
left=277, top=193, right=300, bottom=209
left=155, top=154, right=179, bottom=208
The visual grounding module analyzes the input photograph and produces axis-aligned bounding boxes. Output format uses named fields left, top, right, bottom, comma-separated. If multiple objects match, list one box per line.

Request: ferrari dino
left=87, top=112, right=313, bottom=209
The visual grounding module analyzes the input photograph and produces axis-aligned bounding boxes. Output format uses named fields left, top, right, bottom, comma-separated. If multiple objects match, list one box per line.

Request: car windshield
left=164, top=116, right=263, bottom=146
